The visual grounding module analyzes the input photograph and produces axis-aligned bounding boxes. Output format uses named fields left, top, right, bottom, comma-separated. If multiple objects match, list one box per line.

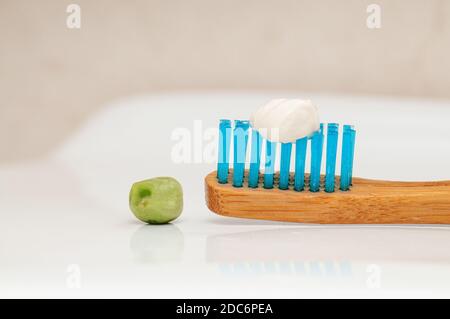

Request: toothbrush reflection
left=130, top=224, right=184, bottom=263
left=206, top=226, right=450, bottom=277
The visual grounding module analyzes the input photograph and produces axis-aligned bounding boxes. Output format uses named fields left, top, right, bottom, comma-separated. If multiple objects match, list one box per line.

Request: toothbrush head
left=207, top=120, right=450, bottom=224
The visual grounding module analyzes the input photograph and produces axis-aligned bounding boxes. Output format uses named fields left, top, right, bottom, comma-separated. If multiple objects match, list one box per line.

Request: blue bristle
left=279, top=143, right=292, bottom=190
left=309, top=123, right=324, bottom=192
left=217, top=119, right=231, bottom=184
left=325, top=123, right=339, bottom=192
left=294, top=137, right=307, bottom=191
left=318, top=123, right=324, bottom=168
left=349, top=127, right=356, bottom=185
left=248, top=129, right=262, bottom=188
left=232, top=120, right=250, bottom=187
left=264, top=140, right=277, bottom=189
left=340, top=125, right=352, bottom=191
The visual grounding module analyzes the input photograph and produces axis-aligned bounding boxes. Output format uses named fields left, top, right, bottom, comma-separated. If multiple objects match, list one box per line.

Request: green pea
left=129, top=177, right=183, bottom=224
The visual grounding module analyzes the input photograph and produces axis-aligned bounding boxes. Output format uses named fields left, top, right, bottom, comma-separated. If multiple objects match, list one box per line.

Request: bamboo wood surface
left=205, top=170, right=450, bottom=224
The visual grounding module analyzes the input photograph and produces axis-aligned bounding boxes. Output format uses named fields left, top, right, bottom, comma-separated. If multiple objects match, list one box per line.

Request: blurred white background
left=1, top=0, right=450, bottom=162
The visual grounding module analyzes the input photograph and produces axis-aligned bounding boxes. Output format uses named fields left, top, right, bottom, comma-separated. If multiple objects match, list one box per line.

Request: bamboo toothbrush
left=205, top=120, right=450, bottom=224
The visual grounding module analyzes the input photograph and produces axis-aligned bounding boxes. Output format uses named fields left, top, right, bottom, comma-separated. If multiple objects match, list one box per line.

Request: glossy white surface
left=1, top=92, right=450, bottom=298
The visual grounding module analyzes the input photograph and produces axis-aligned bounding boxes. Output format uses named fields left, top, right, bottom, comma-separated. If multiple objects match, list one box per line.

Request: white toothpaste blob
left=250, top=99, right=320, bottom=143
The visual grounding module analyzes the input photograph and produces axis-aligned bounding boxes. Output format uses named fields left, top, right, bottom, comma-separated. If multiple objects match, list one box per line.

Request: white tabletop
left=1, top=92, right=450, bottom=298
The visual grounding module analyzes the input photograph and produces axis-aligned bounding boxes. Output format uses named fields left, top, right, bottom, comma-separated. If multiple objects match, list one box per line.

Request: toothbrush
left=205, top=119, right=450, bottom=224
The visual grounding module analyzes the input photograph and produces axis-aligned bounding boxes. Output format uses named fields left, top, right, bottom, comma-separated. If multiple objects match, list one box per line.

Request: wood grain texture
left=205, top=170, right=450, bottom=224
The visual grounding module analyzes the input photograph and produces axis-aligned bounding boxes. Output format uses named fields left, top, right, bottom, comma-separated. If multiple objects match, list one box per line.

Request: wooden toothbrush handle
left=205, top=171, right=450, bottom=224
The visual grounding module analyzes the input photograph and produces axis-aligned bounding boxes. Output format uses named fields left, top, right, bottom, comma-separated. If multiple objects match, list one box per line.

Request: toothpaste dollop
left=250, top=99, right=320, bottom=143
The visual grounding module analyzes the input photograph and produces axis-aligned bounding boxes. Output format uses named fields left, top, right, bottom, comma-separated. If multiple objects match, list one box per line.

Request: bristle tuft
left=232, top=120, right=250, bottom=187
left=217, top=120, right=356, bottom=192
